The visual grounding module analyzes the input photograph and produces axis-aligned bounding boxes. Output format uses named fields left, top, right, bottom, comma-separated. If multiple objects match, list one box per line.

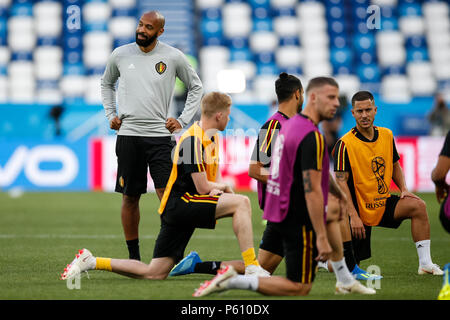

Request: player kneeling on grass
left=60, top=92, right=268, bottom=281
left=333, top=90, right=443, bottom=276
left=193, top=78, right=376, bottom=297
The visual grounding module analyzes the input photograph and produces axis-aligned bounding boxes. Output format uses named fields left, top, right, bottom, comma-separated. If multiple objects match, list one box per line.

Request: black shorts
left=152, top=192, right=219, bottom=263
left=259, top=221, right=284, bottom=257
left=270, top=221, right=318, bottom=284
left=115, top=135, right=175, bottom=195
left=352, top=194, right=402, bottom=263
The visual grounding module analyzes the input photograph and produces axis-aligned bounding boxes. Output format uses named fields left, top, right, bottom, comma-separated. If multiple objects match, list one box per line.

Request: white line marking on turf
left=0, top=234, right=448, bottom=242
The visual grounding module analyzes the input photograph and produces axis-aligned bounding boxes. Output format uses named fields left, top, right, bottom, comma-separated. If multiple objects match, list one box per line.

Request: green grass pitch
left=0, top=191, right=448, bottom=300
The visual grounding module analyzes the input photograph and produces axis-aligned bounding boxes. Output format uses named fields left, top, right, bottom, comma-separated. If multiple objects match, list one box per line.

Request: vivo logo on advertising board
left=0, top=141, right=87, bottom=190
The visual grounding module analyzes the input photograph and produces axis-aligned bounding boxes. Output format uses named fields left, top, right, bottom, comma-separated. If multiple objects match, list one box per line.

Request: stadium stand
left=0, top=0, right=448, bottom=106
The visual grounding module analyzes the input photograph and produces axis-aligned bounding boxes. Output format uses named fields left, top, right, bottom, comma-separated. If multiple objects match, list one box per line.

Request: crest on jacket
left=155, top=61, right=167, bottom=75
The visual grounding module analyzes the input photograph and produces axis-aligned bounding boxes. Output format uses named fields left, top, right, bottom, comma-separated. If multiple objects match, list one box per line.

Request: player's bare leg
left=215, top=193, right=255, bottom=254
left=393, top=196, right=442, bottom=274
left=214, top=193, right=267, bottom=275
left=122, top=194, right=141, bottom=260
left=258, top=249, right=283, bottom=275
left=393, top=197, right=429, bottom=242
left=256, top=277, right=312, bottom=296
left=121, top=194, right=140, bottom=240
left=110, top=256, right=174, bottom=280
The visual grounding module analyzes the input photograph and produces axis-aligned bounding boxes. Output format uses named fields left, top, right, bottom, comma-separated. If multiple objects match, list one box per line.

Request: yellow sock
left=95, top=257, right=112, bottom=271
left=242, top=248, right=259, bottom=267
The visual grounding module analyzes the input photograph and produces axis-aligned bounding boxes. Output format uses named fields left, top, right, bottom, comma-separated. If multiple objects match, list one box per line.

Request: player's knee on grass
left=292, top=282, right=313, bottom=296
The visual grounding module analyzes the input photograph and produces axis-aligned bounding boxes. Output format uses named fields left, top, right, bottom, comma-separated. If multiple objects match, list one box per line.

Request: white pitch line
left=0, top=234, right=448, bottom=242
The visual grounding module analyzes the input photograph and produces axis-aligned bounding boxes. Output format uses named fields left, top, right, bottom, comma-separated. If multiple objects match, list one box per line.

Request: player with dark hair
left=193, top=78, right=375, bottom=297
left=61, top=92, right=267, bottom=281
left=100, top=11, right=203, bottom=261
left=333, top=90, right=443, bottom=275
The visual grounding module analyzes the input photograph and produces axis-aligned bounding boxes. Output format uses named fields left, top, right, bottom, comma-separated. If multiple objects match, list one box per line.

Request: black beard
left=136, top=32, right=158, bottom=47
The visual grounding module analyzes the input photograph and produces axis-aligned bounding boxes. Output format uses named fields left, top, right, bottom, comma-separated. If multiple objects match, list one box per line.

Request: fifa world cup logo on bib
left=371, top=156, right=388, bottom=194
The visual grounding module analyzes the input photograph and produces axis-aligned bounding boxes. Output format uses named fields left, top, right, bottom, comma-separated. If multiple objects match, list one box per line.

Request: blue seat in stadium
left=380, top=17, right=398, bottom=31
left=11, top=51, right=33, bottom=61
left=256, top=62, right=279, bottom=75
left=201, top=7, right=222, bottom=20
left=381, top=65, right=406, bottom=76
left=230, top=47, right=253, bottom=61
left=330, top=47, right=353, bottom=68
left=331, top=35, right=350, bottom=49
left=226, top=36, right=249, bottom=49
left=279, top=36, right=299, bottom=46
left=0, top=18, right=7, bottom=46
left=406, top=35, right=427, bottom=49
left=356, top=51, right=377, bottom=65
left=63, top=62, right=85, bottom=76
left=279, top=66, right=303, bottom=76
left=37, top=37, right=61, bottom=47
left=112, top=7, right=137, bottom=17
left=399, top=2, right=422, bottom=16
left=326, top=5, right=344, bottom=20
left=357, top=63, right=381, bottom=83
left=271, top=6, right=296, bottom=17
left=254, top=51, right=275, bottom=64
left=64, top=49, right=83, bottom=64
left=353, top=33, right=376, bottom=54
left=249, top=0, right=270, bottom=9
left=325, top=0, right=344, bottom=5
left=10, top=1, right=33, bottom=16
left=200, top=18, right=223, bottom=46
left=328, top=19, right=347, bottom=37
left=84, top=21, right=109, bottom=32
left=0, top=64, right=7, bottom=75
left=253, top=18, right=272, bottom=32
left=352, top=4, right=368, bottom=21
left=407, top=47, right=429, bottom=62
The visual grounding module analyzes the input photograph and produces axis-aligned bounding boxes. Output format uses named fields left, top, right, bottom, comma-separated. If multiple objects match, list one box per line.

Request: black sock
left=343, top=241, right=357, bottom=272
left=126, top=238, right=141, bottom=261
left=194, top=261, right=222, bottom=275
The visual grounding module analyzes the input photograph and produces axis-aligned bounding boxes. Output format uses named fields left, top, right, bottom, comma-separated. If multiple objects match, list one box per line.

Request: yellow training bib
left=341, top=127, right=393, bottom=226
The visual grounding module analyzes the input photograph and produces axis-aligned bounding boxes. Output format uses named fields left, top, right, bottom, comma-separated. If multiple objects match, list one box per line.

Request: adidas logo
left=128, top=63, right=135, bottom=69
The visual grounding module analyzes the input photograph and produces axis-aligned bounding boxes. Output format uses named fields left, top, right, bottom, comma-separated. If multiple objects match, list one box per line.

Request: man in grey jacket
left=101, top=11, right=203, bottom=261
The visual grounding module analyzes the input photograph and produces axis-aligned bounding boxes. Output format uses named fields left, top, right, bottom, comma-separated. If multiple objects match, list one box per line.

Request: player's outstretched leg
left=61, top=248, right=175, bottom=280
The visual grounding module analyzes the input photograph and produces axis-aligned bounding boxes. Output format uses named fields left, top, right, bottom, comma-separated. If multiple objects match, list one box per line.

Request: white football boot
left=60, top=248, right=96, bottom=280
left=418, top=263, right=444, bottom=275
left=193, top=265, right=237, bottom=297
left=335, top=280, right=376, bottom=295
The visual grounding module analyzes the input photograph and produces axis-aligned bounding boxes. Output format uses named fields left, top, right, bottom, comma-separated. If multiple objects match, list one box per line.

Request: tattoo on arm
left=335, top=172, right=348, bottom=181
left=303, top=171, right=312, bottom=193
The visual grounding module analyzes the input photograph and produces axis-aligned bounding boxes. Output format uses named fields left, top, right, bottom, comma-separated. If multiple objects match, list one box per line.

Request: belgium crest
left=155, top=61, right=167, bottom=74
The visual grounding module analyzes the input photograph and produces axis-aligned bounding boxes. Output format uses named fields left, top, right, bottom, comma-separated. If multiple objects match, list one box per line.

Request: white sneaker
left=60, top=248, right=96, bottom=280
left=317, top=261, right=329, bottom=271
left=335, top=280, right=376, bottom=295
left=193, top=265, right=237, bottom=297
left=245, top=264, right=271, bottom=277
left=418, top=264, right=444, bottom=275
